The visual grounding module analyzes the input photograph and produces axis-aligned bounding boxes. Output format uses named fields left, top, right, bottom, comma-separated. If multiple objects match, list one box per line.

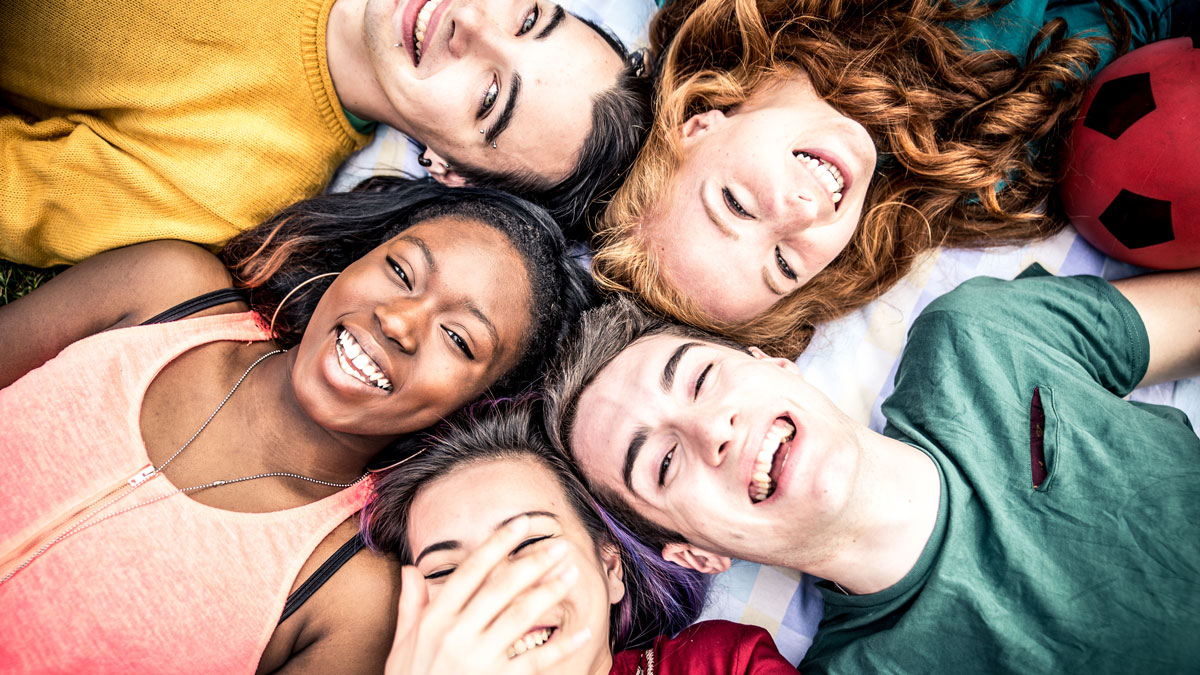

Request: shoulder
left=654, top=621, right=796, bottom=674
left=106, top=240, right=237, bottom=325
left=259, top=520, right=401, bottom=674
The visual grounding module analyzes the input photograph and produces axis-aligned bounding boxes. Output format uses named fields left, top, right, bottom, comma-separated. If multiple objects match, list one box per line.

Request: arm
left=1111, top=268, right=1200, bottom=387
left=0, top=240, right=235, bottom=389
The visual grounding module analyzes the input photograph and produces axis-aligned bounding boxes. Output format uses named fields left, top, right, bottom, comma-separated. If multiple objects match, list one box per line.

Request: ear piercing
left=417, top=151, right=433, bottom=167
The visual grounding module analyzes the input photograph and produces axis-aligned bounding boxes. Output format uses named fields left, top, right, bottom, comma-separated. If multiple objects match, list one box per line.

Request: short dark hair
left=451, top=17, right=654, bottom=239
left=361, top=398, right=710, bottom=651
left=543, top=295, right=748, bottom=552
left=220, top=176, right=595, bottom=396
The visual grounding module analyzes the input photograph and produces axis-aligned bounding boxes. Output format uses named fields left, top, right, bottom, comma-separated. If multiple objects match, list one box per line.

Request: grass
left=0, top=259, right=60, bottom=306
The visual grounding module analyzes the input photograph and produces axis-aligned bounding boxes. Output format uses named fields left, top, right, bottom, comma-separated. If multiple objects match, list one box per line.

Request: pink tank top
left=0, top=312, right=372, bottom=673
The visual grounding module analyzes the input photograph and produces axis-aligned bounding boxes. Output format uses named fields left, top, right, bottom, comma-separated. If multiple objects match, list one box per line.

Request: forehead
left=407, top=455, right=571, bottom=549
left=461, top=15, right=625, bottom=180
left=570, top=334, right=708, bottom=475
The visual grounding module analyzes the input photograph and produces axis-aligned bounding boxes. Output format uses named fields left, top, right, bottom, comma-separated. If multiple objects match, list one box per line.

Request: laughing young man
left=1, top=0, right=639, bottom=266
left=544, top=266, right=1200, bottom=673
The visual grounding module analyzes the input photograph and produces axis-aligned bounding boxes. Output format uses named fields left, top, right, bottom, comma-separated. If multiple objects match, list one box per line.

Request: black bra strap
left=278, top=533, right=367, bottom=626
left=139, top=288, right=247, bottom=326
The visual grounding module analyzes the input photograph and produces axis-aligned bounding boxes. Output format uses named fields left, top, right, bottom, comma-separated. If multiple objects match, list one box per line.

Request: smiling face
left=408, top=456, right=624, bottom=674
left=570, top=333, right=867, bottom=568
left=361, top=0, right=625, bottom=183
left=641, top=72, right=877, bottom=324
left=291, top=215, right=530, bottom=437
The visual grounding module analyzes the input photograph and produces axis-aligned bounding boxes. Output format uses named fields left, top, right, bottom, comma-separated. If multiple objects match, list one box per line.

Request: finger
left=430, top=515, right=533, bottom=617
left=448, top=540, right=571, bottom=639
left=393, top=566, right=428, bottom=645
left=386, top=566, right=430, bottom=674
left=475, top=561, right=580, bottom=659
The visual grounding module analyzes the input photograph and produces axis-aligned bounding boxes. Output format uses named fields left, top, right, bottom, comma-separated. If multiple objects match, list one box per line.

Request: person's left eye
left=723, top=188, right=753, bottom=219
left=478, top=77, right=499, bottom=118
left=443, top=326, right=475, bottom=360
left=510, top=534, right=554, bottom=556
left=693, top=363, right=712, bottom=399
left=658, top=447, right=675, bottom=487
left=517, top=5, right=539, bottom=35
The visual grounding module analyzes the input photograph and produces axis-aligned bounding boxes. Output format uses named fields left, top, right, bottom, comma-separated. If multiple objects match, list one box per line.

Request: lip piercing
left=417, top=151, right=433, bottom=168
left=480, top=129, right=485, bottom=134
left=393, top=43, right=400, bottom=47
left=492, top=141, right=497, bottom=148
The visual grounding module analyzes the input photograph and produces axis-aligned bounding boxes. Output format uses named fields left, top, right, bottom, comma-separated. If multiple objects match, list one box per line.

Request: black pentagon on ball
left=1098, top=189, right=1174, bottom=249
left=1084, top=72, right=1156, bottom=140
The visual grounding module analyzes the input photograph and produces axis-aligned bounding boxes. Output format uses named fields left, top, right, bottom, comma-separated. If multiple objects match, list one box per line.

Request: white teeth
left=506, top=628, right=554, bottom=659
left=794, top=151, right=845, bottom=205
left=412, top=0, right=445, bottom=58
left=336, top=329, right=393, bottom=392
left=750, top=418, right=796, bottom=503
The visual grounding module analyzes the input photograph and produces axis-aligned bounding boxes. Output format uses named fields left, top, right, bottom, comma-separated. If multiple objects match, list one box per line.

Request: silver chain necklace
left=1, top=348, right=368, bottom=586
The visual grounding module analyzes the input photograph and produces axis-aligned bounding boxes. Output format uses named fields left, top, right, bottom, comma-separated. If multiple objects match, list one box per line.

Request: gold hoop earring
left=268, top=272, right=340, bottom=337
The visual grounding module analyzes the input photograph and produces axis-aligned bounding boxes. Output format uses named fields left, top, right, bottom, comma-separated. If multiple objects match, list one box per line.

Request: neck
left=803, top=432, right=940, bottom=595
left=237, top=347, right=394, bottom=486
left=326, top=0, right=407, bottom=129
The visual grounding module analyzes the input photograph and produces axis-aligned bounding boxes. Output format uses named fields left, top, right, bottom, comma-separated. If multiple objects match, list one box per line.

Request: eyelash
left=723, top=188, right=752, bottom=218
left=658, top=448, right=675, bottom=487
left=444, top=327, right=475, bottom=360
left=388, top=257, right=412, bottom=290
left=423, top=534, right=554, bottom=580
left=694, top=363, right=712, bottom=399
left=775, top=247, right=798, bottom=282
left=518, top=5, right=539, bottom=35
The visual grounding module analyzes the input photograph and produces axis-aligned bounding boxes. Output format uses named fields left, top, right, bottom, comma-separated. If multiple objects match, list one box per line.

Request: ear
left=661, top=542, right=732, bottom=574
left=749, top=346, right=803, bottom=375
left=679, top=109, right=727, bottom=145
left=421, top=148, right=469, bottom=188
left=598, top=542, right=627, bottom=606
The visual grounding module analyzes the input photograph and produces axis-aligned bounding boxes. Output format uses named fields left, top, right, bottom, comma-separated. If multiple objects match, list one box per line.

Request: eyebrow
left=399, top=235, right=435, bottom=272
left=484, top=72, right=521, bottom=145
left=535, top=5, right=566, bottom=40
left=414, top=510, right=560, bottom=565
left=463, top=298, right=500, bottom=349
left=661, top=341, right=698, bottom=393
left=623, top=426, right=650, bottom=494
left=763, top=268, right=787, bottom=296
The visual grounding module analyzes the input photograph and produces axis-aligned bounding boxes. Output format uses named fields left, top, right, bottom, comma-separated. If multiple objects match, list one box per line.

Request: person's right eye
left=723, top=187, right=752, bottom=218
left=658, top=447, right=675, bottom=487
left=424, top=567, right=455, bottom=580
left=517, top=5, right=540, bottom=35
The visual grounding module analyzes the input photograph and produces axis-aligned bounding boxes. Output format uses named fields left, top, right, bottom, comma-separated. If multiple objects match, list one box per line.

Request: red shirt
left=610, top=620, right=799, bottom=674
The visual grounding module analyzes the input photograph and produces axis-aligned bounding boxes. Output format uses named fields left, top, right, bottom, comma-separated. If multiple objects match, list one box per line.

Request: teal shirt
left=803, top=268, right=1200, bottom=674
left=950, top=0, right=1177, bottom=70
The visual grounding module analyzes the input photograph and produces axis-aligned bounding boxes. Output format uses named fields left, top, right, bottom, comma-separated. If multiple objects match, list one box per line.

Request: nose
left=447, top=3, right=507, bottom=59
left=375, top=297, right=424, bottom=355
left=688, top=405, right=737, bottom=468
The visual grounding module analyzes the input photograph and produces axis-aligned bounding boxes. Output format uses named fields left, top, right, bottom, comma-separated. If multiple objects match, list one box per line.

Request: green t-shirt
left=803, top=267, right=1200, bottom=674
left=949, top=0, right=1177, bottom=70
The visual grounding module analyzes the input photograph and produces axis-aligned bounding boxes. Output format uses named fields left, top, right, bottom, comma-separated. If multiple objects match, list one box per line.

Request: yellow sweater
left=1, top=0, right=372, bottom=266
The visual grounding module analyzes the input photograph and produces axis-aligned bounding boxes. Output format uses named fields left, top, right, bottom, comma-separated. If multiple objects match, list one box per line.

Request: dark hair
left=543, top=296, right=748, bottom=552
left=219, top=176, right=594, bottom=395
left=362, top=398, right=710, bottom=651
left=450, top=17, right=654, bottom=239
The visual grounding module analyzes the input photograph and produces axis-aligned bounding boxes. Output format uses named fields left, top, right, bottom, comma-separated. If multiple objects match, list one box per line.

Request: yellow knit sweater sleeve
left=0, top=0, right=371, bottom=267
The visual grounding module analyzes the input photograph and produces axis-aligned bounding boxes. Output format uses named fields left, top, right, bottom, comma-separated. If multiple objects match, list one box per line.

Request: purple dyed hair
left=361, top=397, right=710, bottom=651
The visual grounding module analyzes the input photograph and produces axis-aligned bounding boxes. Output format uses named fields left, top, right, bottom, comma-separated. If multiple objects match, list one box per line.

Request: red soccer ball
left=1060, top=37, right=1200, bottom=269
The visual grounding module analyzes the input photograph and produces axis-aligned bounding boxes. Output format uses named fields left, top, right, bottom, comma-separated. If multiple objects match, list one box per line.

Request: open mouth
left=749, top=416, right=796, bottom=503
left=412, top=0, right=446, bottom=65
left=507, top=626, right=557, bottom=658
left=793, top=151, right=845, bottom=208
left=335, top=328, right=393, bottom=392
